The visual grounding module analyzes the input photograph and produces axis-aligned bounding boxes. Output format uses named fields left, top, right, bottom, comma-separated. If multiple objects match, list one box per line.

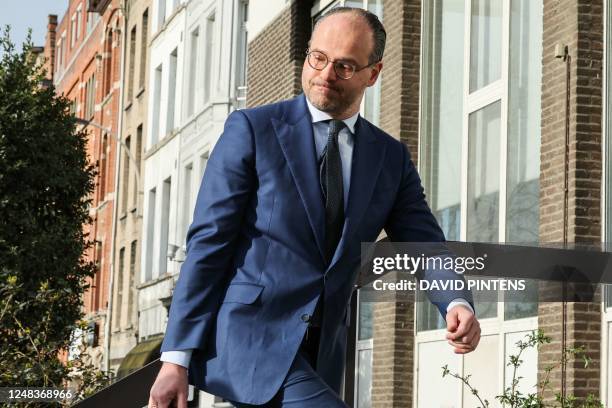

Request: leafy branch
left=441, top=330, right=603, bottom=408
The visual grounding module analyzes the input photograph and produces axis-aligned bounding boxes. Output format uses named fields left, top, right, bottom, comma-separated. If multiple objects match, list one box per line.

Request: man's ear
left=367, top=61, right=383, bottom=86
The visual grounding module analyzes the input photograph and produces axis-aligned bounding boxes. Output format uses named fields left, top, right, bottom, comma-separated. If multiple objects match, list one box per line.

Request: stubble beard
left=306, top=81, right=352, bottom=117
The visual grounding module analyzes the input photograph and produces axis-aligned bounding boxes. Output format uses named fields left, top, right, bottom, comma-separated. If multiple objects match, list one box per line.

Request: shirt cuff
left=447, top=298, right=475, bottom=315
left=160, top=350, right=193, bottom=369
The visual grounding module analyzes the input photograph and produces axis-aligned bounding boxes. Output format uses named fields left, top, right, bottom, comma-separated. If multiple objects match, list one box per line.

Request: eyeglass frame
left=305, top=49, right=380, bottom=80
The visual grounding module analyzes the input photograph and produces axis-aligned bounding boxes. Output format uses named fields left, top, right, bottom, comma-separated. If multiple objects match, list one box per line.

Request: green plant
left=442, top=329, right=603, bottom=408
left=0, top=26, right=111, bottom=406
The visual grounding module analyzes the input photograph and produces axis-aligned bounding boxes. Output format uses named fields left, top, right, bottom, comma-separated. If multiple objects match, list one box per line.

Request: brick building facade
left=109, top=0, right=151, bottom=375
left=51, top=0, right=124, bottom=372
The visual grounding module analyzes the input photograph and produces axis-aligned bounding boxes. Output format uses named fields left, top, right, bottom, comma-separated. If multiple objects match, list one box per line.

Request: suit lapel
left=328, top=117, right=386, bottom=270
left=272, top=96, right=326, bottom=265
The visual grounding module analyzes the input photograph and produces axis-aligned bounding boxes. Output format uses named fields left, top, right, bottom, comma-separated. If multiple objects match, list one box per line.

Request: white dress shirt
left=160, top=101, right=473, bottom=369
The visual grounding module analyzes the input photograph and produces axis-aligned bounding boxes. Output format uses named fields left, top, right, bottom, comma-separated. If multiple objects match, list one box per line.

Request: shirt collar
left=305, top=96, right=359, bottom=134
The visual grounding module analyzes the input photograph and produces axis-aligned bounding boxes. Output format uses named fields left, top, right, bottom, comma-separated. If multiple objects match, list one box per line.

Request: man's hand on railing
left=148, top=361, right=189, bottom=408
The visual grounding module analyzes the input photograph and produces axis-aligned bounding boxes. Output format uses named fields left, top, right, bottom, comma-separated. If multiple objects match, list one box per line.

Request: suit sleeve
left=161, top=110, right=255, bottom=353
left=383, top=142, right=445, bottom=243
left=383, top=143, right=474, bottom=319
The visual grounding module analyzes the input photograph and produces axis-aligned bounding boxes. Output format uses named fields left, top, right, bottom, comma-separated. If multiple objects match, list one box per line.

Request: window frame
left=415, top=0, right=542, bottom=404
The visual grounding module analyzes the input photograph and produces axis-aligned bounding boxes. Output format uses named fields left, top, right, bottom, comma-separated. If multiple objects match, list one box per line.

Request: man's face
left=302, top=13, right=382, bottom=119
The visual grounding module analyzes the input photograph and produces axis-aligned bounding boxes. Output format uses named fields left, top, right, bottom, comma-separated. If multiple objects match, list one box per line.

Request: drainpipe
left=555, top=42, right=570, bottom=405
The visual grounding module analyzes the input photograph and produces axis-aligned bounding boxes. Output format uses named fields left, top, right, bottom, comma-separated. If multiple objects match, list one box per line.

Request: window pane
left=462, top=335, right=499, bottom=406
left=344, top=0, right=364, bottom=9
left=467, top=101, right=500, bottom=242
left=504, top=279, right=538, bottom=319
left=469, top=0, right=502, bottom=92
left=421, top=0, right=465, bottom=241
left=356, top=348, right=372, bottom=408
left=358, top=296, right=373, bottom=340
left=367, top=0, right=383, bottom=17
left=506, top=0, right=542, bottom=243
left=416, top=289, right=445, bottom=331
left=363, top=0, right=383, bottom=125
left=505, top=0, right=542, bottom=320
left=467, top=102, right=500, bottom=320
left=416, top=341, right=459, bottom=406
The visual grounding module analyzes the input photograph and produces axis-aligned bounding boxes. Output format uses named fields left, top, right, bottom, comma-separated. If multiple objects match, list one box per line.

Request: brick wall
left=379, top=0, right=421, bottom=159
left=372, top=1, right=421, bottom=407
left=246, top=0, right=312, bottom=108
left=539, top=0, right=603, bottom=403
left=371, top=299, right=415, bottom=408
left=43, top=15, right=57, bottom=81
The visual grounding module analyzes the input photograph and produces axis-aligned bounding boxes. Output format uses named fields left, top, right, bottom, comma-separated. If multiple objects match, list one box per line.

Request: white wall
left=246, top=0, right=291, bottom=42
left=139, top=3, right=187, bottom=340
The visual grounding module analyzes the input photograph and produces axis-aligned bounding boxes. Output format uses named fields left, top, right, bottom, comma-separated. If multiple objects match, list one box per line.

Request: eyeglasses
left=305, top=49, right=378, bottom=80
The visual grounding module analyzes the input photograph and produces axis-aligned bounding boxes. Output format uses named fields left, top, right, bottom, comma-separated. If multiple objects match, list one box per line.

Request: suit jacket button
left=301, top=313, right=311, bottom=323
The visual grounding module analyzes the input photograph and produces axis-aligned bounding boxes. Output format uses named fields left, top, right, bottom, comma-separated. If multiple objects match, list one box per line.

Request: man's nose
left=320, top=61, right=337, bottom=81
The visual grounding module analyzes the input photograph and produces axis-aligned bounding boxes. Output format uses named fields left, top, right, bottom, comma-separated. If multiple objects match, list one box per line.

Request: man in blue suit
left=149, top=7, right=480, bottom=408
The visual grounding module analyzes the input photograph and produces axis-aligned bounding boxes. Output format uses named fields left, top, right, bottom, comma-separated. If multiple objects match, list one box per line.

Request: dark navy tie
left=319, top=119, right=346, bottom=264
left=310, top=119, right=346, bottom=329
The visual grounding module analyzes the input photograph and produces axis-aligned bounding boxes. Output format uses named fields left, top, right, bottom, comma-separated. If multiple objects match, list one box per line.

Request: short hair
left=312, top=6, right=386, bottom=65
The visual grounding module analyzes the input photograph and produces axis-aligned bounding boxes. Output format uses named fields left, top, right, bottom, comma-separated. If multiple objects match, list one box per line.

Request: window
left=69, top=98, right=78, bottom=116
left=70, top=14, right=77, bottom=48
left=234, top=0, right=249, bottom=108
left=151, top=64, right=163, bottom=145
left=203, top=13, right=215, bottom=104
left=145, top=188, right=156, bottom=282
left=115, top=247, right=125, bottom=328
left=133, top=125, right=143, bottom=207
left=55, top=39, right=62, bottom=74
left=166, top=48, right=178, bottom=134
left=76, top=5, right=82, bottom=41
left=86, top=0, right=99, bottom=33
left=416, top=0, right=542, bottom=404
left=84, top=74, right=96, bottom=119
left=199, top=152, right=209, bottom=179
left=128, top=240, right=137, bottom=323
left=121, top=136, right=131, bottom=213
left=103, top=29, right=113, bottom=96
left=86, top=6, right=92, bottom=32
left=419, top=0, right=542, bottom=330
left=139, top=9, right=149, bottom=90
left=56, top=33, right=66, bottom=73
left=127, top=25, right=137, bottom=101
left=467, top=100, right=501, bottom=243
left=157, top=0, right=166, bottom=30
left=99, top=134, right=109, bottom=200
left=362, top=0, right=382, bottom=125
left=187, top=28, right=199, bottom=117
left=159, top=177, right=172, bottom=275
left=181, top=164, right=193, bottom=240
left=354, top=291, right=373, bottom=408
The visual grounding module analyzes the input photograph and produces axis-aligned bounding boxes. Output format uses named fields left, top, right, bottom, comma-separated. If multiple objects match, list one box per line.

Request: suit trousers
left=228, top=327, right=348, bottom=408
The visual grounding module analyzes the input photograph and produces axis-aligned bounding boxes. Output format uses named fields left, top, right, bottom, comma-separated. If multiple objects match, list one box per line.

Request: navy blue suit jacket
left=160, top=94, right=472, bottom=404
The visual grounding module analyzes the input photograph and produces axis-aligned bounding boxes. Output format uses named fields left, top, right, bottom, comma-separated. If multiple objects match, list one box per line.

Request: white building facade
left=139, top=0, right=186, bottom=342
left=140, top=0, right=249, bottom=405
